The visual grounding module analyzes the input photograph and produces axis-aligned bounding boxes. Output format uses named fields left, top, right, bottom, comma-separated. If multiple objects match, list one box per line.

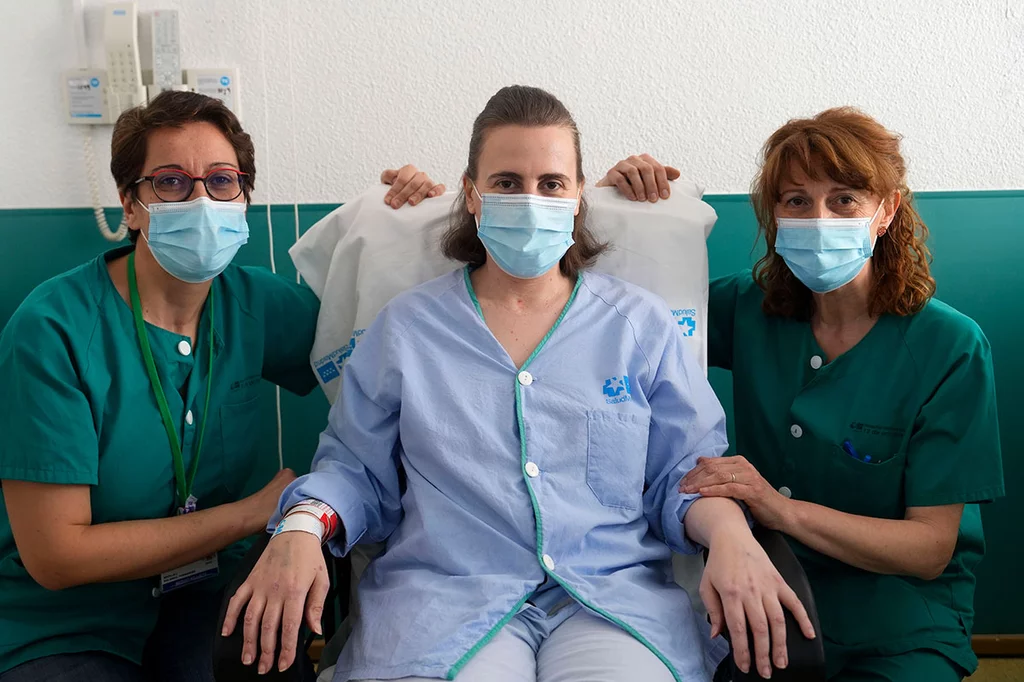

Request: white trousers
left=324, top=608, right=675, bottom=682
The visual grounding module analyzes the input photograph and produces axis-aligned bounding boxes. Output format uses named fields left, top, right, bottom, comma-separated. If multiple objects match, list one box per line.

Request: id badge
left=159, top=553, right=219, bottom=594
left=158, top=494, right=218, bottom=594
left=177, top=494, right=199, bottom=516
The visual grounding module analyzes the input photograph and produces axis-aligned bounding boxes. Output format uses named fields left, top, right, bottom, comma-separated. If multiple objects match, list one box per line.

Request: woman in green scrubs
left=0, top=91, right=322, bottom=682
left=595, top=109, right=1005, bottom=681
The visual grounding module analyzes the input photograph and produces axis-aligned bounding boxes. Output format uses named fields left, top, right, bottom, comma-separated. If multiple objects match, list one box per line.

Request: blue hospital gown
left=273, top=268, right=731, bottom=681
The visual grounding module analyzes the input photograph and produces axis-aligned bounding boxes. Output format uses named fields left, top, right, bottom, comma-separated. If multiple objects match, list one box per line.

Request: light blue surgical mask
left=472, top=183, right=578, bottom=279
left=138, top=196, right=249, bottom=283
left=774, top=201, right=886, bottom=294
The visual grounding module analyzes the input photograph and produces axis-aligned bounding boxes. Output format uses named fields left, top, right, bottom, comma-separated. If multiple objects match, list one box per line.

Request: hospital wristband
left=272, top=512, right=325, bottom=544
left=286, top=499, right=340, bottom=541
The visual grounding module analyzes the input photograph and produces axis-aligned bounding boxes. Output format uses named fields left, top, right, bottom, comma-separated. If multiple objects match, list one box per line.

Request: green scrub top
left=709, top=271, right=1004, bottom=678
left=0, top=246, right=321, bottom=674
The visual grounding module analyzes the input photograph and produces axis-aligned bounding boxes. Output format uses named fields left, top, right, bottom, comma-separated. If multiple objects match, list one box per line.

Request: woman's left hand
left=701, top=528, right=816, bottom=678
left=380, top=165, right=446, bottom=209
left=681, top=456, right=792, bottom=530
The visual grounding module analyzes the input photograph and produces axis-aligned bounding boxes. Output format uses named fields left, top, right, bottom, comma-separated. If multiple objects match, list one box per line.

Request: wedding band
left=731, top=473, right=736, bottom=483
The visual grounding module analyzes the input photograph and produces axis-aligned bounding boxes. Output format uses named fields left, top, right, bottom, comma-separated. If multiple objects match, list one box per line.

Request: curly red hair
left=751, top=107, right=935, bottom=320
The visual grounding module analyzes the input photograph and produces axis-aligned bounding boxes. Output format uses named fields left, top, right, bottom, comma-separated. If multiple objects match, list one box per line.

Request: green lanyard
left=128, top=252, right=214, bottom=512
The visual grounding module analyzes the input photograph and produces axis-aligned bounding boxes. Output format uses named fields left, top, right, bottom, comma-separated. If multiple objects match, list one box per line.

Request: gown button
left=542, top=554, right=555, bottom=571
left=517, top=371, right=534, bottom=386
left=177, top=340, right=192, bottom=356
left=525, top=462, right=540, bottom=478
left=810, top=355, right=823, bottom=370
left=790, top=424, right=803, bottom=439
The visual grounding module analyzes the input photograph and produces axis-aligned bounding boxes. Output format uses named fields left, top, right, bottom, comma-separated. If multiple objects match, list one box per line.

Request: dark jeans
left=0, top=651, right=147, bottom=682
left=1, top=586, right=315, bottom=682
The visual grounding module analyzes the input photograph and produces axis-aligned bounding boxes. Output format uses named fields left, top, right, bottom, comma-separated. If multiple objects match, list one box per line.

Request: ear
left=574, top=179, right=585, bottom=217
left=120, top=188, right=145, bottom=239
left=463, top=175, right=478, bottom=214
left=881, top=190, right=901, bottom=232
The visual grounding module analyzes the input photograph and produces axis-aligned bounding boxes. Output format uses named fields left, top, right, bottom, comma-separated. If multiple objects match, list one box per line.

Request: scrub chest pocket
left=586, top=411, right=650, bottom=510
left=826, top=444, right=906, bottom=519
left=218, top=394, right=264, bottom=500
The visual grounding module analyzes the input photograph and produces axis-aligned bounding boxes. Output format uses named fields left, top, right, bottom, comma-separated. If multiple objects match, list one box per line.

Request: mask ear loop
left=872, top=197, right=888, bottom=236
left=468, top=179, right=483, bottom=230
left=131, top=195, right=153, bottom=245
left=876, top=192, right=899, bottom=236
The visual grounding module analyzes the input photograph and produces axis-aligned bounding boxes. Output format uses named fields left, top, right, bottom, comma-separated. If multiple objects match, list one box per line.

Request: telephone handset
left=103, top=2, right=146, bottom=113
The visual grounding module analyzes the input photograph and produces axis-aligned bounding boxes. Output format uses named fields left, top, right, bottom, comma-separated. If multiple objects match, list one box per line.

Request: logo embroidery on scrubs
left=313, top=329, right=367, bottom=384
left=672, top=309, right=697, bottom=337
left=849, top=422, right=906, bottom=438
left=230, top=374, right=261, bottom=392
left=603, top=375, right=632, bottom=404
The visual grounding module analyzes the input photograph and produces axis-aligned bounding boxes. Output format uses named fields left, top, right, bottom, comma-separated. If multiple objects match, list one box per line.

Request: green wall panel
left=0, top=191, right=1019, bottom=634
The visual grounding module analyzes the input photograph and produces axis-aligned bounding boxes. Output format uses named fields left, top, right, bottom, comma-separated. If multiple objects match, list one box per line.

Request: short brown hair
left=751, top=107, right=935, bottom=320
left=442, top=85, right=606, bottom=278
left=111, top=91, right=256, bottom=242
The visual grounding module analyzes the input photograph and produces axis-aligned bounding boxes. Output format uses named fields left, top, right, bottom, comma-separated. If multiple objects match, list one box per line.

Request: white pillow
left=290, top=182, right=717, bottom=404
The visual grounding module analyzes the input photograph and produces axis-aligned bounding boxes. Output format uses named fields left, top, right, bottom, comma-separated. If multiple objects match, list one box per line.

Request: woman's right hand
left=595, top=154, right=681, bottom=202
left=380, top=164, right=446, bottom=209
left=221, top=530, right=329, bottom=675
left=238, top=468, right=297, bottom=535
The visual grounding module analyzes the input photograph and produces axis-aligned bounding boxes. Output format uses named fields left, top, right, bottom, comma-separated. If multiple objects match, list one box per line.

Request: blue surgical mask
left=774, top=202, right=886, bottom=294
left=138, top=196, right=249, bottom=283
left=472, top=184, right=578, bottom=279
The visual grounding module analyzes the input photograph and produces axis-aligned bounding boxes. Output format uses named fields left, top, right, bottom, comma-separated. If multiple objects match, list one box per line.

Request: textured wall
left=2, top=0, right=1022, bottom=209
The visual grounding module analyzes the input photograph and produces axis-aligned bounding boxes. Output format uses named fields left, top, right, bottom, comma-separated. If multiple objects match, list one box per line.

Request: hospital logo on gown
left=672, top=308, right=697, bottom=337
left=603, top=376, right=632, bottom=404
left=313, top=329, right=367, bottom=384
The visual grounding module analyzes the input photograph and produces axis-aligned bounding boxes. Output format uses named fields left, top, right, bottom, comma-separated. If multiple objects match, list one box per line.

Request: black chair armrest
left=713, top=525, right=826, bottom=682
left=212, top=533, right=309, bottom=682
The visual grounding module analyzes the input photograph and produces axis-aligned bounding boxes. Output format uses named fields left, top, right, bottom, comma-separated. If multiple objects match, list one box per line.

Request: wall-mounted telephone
left=63, top=2, right=145, bottom=124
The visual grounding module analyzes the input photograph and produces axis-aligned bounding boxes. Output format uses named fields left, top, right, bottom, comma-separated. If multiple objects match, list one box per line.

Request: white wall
left=2, top=0, right=1022, bottom=209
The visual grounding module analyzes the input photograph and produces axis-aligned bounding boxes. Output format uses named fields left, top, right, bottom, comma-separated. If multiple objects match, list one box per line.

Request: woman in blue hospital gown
left=221, top=85, right=815, bottom=682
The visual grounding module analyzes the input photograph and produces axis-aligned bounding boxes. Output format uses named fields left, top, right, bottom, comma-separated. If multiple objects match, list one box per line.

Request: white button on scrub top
left=185, top=410, right=194, bottom=426
left=779, top=486, right=793, bottom=499
left=810, top=355, right=823, bottom=370
left=177, top=340, right=192, bottom=356
left=790, top=424, right=803, bottom=439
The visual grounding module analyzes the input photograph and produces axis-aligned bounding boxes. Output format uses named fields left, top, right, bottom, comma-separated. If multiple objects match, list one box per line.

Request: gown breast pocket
left=586, top=410, right=650, bottom=510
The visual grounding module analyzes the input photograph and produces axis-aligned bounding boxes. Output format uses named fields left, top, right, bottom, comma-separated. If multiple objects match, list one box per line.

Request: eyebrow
left=779, top=184, right=856, bottom=194
left=485, top=171, right=572, bottom=184
left=148, top=162, right=240, bottom=174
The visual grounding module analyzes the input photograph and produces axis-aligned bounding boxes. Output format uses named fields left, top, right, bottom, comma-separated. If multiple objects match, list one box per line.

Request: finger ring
left=731, top=473, right=736, bottom=483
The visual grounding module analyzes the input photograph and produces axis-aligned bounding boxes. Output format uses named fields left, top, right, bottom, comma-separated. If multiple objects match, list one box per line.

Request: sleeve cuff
left=906, top=484, right=1006, bottom=507
left=267, top=474, right=369, bottom=556
left=664, top=491, right=703, bottom=555
left=0, top=463, right=97, bottom=486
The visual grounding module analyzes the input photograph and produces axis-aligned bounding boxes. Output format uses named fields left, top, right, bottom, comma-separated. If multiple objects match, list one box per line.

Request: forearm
left=684, top=496, right=752, bottom=547
left=779, top=500, right=953, bottom=580
left=34, top=501, right=256, bottom=589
